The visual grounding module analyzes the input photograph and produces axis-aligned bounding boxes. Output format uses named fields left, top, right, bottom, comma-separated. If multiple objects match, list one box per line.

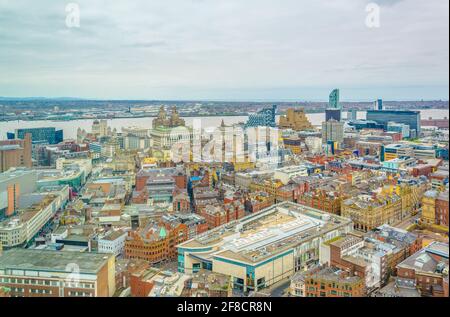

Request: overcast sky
left=0, top=0, right=448, bottom=101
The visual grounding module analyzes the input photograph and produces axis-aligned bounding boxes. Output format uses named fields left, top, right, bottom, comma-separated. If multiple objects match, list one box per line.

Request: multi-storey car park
left=177, top=201, right=353, bottom=293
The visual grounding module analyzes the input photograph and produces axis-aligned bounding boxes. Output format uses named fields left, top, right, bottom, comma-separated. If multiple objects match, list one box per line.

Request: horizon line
left=1, top=96, right=449, bottom=103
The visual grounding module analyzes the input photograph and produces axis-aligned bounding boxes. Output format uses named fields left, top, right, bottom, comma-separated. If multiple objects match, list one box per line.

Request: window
left=257, top=278, right=265, bottom=286
left=235, top=278, right=244, bottom=285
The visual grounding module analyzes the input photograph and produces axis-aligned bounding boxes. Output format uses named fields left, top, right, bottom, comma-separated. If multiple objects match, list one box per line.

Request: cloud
left=0, top=0, right=448, bottom=100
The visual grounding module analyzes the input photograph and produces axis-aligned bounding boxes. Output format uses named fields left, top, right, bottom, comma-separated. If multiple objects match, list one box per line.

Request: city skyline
left=0, top=0, right=449, bottom=303
left=0, top=90, right=449, bottom=103
left=0, top=0, right=448, bottom=101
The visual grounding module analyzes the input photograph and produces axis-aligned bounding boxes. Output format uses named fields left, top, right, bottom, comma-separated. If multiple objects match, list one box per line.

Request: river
left=0, top=109, right=447, bottom=140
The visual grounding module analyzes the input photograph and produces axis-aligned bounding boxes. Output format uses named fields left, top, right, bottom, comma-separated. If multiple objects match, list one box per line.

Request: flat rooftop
left=0, top=249, right=113, bottom=274
left=367, top=110, right=420, bottom=114
left=0, top=168, right=36, bottom=184
left=0, top=144, right=22, bottom=151
left=397, top=242, right=448, bottom=273
left=275, top=165, right=308, bottom=173
left=179, top=201, right=352, bottom=265
left=101, top=230, right=126, bottom=241
left=0, top=194, right=57, bottom=228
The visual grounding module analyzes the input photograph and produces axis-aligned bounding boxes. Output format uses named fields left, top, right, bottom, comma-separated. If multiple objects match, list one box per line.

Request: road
left=269, top=279, right=291, bottom=297
left=415, top=230, right=449, bottom=244
left=396, top=214, right=420, bottom=230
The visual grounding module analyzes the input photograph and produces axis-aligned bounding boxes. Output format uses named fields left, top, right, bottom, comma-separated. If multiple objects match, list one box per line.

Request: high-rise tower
left=374, top=99, right=383, bottom=111
left=326, top=89, right=342, bottom=122
left=329, top=89, right=341, bottom=109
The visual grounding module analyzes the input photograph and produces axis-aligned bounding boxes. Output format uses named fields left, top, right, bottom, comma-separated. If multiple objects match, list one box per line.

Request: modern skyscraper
left=245, top=105, right=277, bottom=128
left=8, top=127, right=63, bottom=145
left=326, top=89, right=342, bottom=122
left=366, top=110, right=421, bottom=135
left=374, top=99, right=383, bottom=111
left=329, top=89, right=341, bottom=109
left=322, top=119, right=344, bottom=144
left=325, top=108, right=342, bottom=122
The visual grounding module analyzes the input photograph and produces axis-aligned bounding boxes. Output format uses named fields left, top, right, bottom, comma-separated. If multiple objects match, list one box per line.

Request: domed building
left=151, top=106, right=191, bottom=152
left=91, top=119, right=108, bottom=137
left=152, top=106, right=185, bottom=129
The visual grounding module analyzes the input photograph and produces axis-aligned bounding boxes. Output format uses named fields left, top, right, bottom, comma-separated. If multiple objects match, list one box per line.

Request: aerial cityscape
left=0, top=0, right=448, bottom=304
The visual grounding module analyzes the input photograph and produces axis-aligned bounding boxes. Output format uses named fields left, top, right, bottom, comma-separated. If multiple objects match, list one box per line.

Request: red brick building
left=135, top=168, right=184, bottom=191
left=327, top=236, right=368, bottom=282
left=291, top=265, right=366, bottom=297
left=173, top=190, right=191, bottom=213
left=125, top=221, right=188, bottom=264
left=382, top=131, right=403, bottom=142
left=396, top=242, right=449, bottom=297
left=224, top=200, right=245, bottom=223
left=200, top=200, right=245, bottom=229
left=421, top=117, right=449, bottom=129
left=115, top=258, right=150, bottom=290
left=174, top=173, right=187, bottom=189
left=276, top=183, right=305, bottom=203
left=201, top=205, right=227, bottom=229
left=131, top=188, right=148, bottom=204
left=244, top=192, right=274, bottom=214
left=130, top=272, right=154, bottom=297
left=135, top=170, right=150, bottom=191
left=298, top=189, right=342, bottom=215
left=410, top=164, right=433, bottom=177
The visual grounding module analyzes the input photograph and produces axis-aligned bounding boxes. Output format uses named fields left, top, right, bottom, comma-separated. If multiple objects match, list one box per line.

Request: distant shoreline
left=1, top=108, right=448, bottom=123
left=0, top=110, right=323, bottom=122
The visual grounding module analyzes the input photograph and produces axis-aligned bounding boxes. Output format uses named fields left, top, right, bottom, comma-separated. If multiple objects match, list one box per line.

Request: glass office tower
left=9, top=127, right=64, bottom=144
left=366, top=110, right=421, bottom=135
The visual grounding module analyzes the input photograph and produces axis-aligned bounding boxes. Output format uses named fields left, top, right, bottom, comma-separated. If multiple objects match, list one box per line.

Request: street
left=396, top=214, right=421, bottom=230
left=268, top=279, right=291, bottom=297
